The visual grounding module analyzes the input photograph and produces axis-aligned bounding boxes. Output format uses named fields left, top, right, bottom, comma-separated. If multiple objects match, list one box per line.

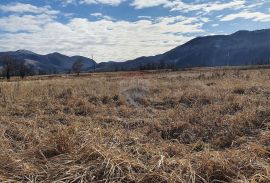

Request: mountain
left=96, top=29, right=270, bottom=71
left=0, top=50, right=96, bottom=74
left=1, top=28, right=270, bottom=73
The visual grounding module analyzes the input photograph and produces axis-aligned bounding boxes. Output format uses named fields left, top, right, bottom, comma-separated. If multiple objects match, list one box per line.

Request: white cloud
left=59, top=0, right=125, bottom=6
left=0, top=2, right=204, bottom=62
left=131, top=0, right=246, bottom=13
left=61, top=0, right=77, bottom=4
left=80, top=0, right=125, bottom=5
left=0, top=3, right=59, bottom=15
left=0, top=12, right=206, bottom=62
left=177, top=0, right=244, bottom=13
left=171, top=0, right=245, bottom=13
left=221, top=11, right=270, bottom=22
left=211, top=24, right=219, bottom=27
left=59, top=0, right=268, bottom=15
left=90, top=13, right=114, bottom=20
left=4, top=1, right=269, bottom=63
left=131, top=0, right=169, bottom=9
left=91, top=13, right=103, bottom=16
left=138, top=16, right=152, bottom=19
left=0, top=14, right=55, bottom=33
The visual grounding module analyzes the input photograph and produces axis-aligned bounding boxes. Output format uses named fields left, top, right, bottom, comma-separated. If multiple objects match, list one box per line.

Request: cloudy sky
left=0, top=0, right=269, bottom=62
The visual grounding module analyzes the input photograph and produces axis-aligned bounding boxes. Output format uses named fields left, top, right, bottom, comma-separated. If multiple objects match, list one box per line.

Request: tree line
left=1, top=55, right=270, bottom=79
left=0, top=56, right=35, bottom=80
left=0, top=56, right=87, bottom=80
left=139, top=60, right=177, bottom=71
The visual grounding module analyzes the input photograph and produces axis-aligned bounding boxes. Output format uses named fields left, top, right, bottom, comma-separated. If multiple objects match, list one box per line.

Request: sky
left=0, top=0, right=269, bottom=62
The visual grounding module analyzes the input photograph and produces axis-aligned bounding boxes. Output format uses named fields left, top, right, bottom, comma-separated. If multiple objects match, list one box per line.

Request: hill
left=96, top=29, right=270, bottom=71
left=0, top=50, right=96, bottom=74
left=1, top=29, right=270, bottom=73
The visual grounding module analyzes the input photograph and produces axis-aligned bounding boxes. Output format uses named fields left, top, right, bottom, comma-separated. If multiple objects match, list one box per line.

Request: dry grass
left=0, top=68, right=270, bottom=182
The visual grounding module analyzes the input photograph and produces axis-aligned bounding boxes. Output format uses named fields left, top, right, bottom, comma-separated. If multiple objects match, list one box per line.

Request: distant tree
left=159, top=60, right=166, bottom=70
left=91, top=55, right=96, bottom=72
left=25, top=64, right=35, bottom=77
left=1, top=56, right=17, bottom=80
left=52, top=67, right=58, bottom=75
left=145, top=63, right=152, bottom=70
left=92, top=62, right=97, bottom=72
left=66, top=69, right=72, bottom=74
left=151, top=63, right=157, bottom=70
left=167, top=62, right=177, bottom=71
left=186, top=64, right=192, bottom=70
left=18, top=61, right=28, bottom=79
left=38, top=69, right=47, bottom=75
left=72, top=59, right=84, bottom=76
left=1, top=57, right=36, bottom=79
left=139, top=64, right=146, bottom=70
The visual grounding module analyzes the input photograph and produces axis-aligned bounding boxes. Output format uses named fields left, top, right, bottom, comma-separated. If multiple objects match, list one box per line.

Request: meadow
left=0, top=68, right=270, bottom=182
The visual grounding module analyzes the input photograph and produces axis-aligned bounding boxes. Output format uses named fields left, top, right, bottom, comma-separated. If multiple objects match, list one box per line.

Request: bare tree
left=18, top=61, right=27, bottom=79
left=0, top=56, right=36, bottom=80
left=91, top=54, right=96, bottom=72
left=72, top=59, right=84, bottom=76
left=159, top=60, right=166, bottom=70
left=1, top=56, right=17, bottom=80
left=38, top=69, right=47, bottom=75
left=18, top=61, right=35, bottom=79
left=92, top=62, right=97, bottom=72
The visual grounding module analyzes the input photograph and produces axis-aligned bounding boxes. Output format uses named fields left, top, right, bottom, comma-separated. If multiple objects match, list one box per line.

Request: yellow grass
left=0, top=68, right=270, bottom=182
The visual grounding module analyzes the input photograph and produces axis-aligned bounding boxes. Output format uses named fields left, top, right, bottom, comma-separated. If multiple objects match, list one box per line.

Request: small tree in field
left=1, top=56, right=17, bottom=80
left=72, top=59, right=84, bottom=76
left=18, top=61, right=35, bottom=79
left=18, top=61, right=28, bottom=79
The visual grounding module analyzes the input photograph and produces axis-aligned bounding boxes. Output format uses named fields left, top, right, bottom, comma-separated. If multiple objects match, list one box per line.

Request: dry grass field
left=0, top=68, right=270, bottom=183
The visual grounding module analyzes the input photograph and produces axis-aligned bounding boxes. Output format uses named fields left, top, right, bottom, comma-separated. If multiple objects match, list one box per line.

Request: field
left=0, top=68, right=270, bottom=182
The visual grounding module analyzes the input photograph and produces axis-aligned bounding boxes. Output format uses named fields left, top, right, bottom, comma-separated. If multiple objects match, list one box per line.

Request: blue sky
left=0, top=0, right=269, bottom=62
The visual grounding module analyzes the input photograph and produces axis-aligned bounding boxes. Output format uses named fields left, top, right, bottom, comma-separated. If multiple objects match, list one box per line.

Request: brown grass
left=0, top=68, right=270, bottom=182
